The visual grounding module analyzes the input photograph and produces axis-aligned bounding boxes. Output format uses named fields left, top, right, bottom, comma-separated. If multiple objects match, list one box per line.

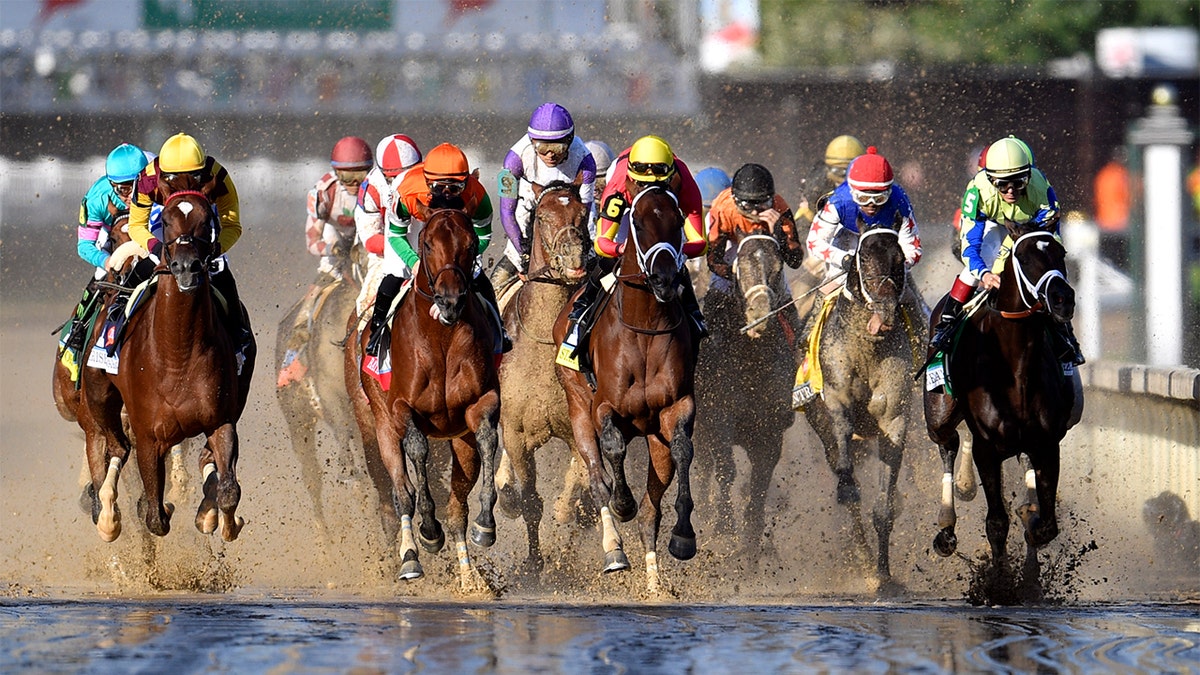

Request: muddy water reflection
left=3, top=599, right=1197, bottom=673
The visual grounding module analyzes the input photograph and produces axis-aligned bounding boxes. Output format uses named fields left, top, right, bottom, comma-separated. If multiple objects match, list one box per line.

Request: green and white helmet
left=983, top=137, right=1032, bottom=180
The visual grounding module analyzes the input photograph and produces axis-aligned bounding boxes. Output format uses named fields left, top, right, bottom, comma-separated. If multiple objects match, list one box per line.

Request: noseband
left=854, top=227, right=903, bottom=306
left=626, top=187, right=686, bottom=280
left=735, top=233, right=780, bottom=308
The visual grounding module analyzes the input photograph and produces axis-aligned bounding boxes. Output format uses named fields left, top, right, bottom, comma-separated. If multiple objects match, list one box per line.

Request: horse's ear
left=530, top=182, right=544, bottom=198
left=201, top=174, right=220, bottom=199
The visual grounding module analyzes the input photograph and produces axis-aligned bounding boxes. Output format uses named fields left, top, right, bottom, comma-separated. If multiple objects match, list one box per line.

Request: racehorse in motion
left=925, top=221, right=1080, bottom=594
left=495, top=182, right=591, bottom=575
left=800, top=223, right=914, bottom=591
left=694, top=229, right=797, bottom=558
left=80, top=174, right=255, bottom=542
left=553, top=185, right=699, bottom=593
left=360, top=207, right=501, bottom=592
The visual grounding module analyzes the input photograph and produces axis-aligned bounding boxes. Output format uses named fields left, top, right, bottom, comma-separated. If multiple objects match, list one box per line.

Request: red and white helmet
left=375, top=134, right=422, bottom=177
left=846, top=146, right=894, bottom=192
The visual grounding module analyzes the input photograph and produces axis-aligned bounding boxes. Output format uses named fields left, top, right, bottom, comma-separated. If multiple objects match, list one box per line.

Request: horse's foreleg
left=562, top=384, right=627, bottom=573
left=96, top=455, right=123, bottom=542
left=598, top=413, right=636, bottom=522
left=873, top=431, right=903, bottom=586
left=640, top=435, right=670, bottom=594
left=1019, top=449, right=1060, bottom=549
left=976, top=450, right=1009, bottom=569
left=374, top=408, right=421, bottom=580
left=469, top=402, right=499, bottom=549
left=402, top=417, right=444, bottom=554
left=666, top=414, right=697, bottom=562
left=195, top=439, right=219, bottom=535
left=134, top=440, right=173, bottom=538
left=510, top=438, right=546, bottom=573
left=927, top=401, right=961, bottom=558
left=446, top=437, right=484, bottom=592
left=209, top=424, right=243, bottom=542
left=742, top=433, right=782, bottom=546
left=955, top=425, right=978, bottom=501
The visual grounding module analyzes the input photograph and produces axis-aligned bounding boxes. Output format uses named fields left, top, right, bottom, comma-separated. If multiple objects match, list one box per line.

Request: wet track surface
left=4, top=597, right=1198, bottom=673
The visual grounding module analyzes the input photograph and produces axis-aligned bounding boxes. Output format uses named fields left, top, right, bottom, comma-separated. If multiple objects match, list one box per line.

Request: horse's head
left=848, top=224, right=906, bottom=339
left=417, top=208, right=477, bottom=325
left=159, top=189, right=219, bottom=293
left=1003, top=222, right=1074, bottom=324
left=732, top=230, right=783, bottom=339
left=626, top=186, right=686, bottom=303
left=529, top=182, right=589, bottom=283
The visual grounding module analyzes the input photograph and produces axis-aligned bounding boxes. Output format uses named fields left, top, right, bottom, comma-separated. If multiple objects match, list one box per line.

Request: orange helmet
left=423, top=143, right=470, bottom=182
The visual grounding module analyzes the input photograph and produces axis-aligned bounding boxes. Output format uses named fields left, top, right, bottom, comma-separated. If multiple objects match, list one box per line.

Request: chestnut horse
left=801, top=224, right=913, bottom=591
left=495, top=182, right=590, bottom=574
left=694, top=230, right=798, bottom=558
left=553, top=185, right=699, bottom=593
left=362, top=207, right=501, bottom=592
left=925, top=222, right=1079, bottom=592
left=80, top=176, right=256, bottom=542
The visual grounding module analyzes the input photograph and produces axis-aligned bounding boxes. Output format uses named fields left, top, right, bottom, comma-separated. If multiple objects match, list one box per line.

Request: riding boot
left=64, top=285, right=97, bottom=353
left=930, top=295, right=963, bottom=354
left=567, top=270, right=602, bottom=340
left=211, top=268, right=250, bottom=350
left=103, top=257, right=155, bottom=355
left=473, top=272, right=513, bottom=353
left=678, top=267, right=708, bottom=340
left=1053, top=320, right=1086, bottom=365
left=365, top=273, right=401, bottom=357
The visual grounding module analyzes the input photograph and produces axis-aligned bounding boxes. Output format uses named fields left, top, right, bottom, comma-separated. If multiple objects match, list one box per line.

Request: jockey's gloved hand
left=147, top=237, right=163, bottom=265
left=840, top=253, right=854, bottom=271
left=520, top=252, right=530, bottom=274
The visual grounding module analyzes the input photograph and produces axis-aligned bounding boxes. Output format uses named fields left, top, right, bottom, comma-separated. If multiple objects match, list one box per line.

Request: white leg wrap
left=400, top=514, right=416, bottom=554
left=600, top=506, right=623, bottom=553
left=202, top=462, right=217, bottom=482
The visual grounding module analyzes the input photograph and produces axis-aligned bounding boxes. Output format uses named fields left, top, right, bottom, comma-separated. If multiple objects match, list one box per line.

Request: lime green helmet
left=983, top=137, right=1032, bottom=180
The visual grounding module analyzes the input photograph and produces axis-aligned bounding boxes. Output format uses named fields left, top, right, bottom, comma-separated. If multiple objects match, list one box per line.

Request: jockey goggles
left=109, top=179, right=135, bottom=197
left=826, top=164, right=848, bottom=180
left=335, top=169, right=368, bottom=186
left=735, top=196, right=773, bottom=213
left=850, top=186, right=891, bottom=207
left=629, top=161, right=673, bottom=178
left=429, top=178, right=467, bottom=197
left=990, top=173, right=1030, bottom=192
left=534, top=140, right=570, bottom=158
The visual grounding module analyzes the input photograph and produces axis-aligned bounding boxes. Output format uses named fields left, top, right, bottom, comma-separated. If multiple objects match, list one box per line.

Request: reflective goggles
left=850, top=186, right=891, bottom=206
left=335, top=169, right=368, bottom=186
left=734, top=196, right=773, bottom=213
left=989, top=173, right=1030, bottom=192
left=628, top=161, right=673, bottom=178
left=109, top=180, right=135, bottom=196
left=533, top=140, right=570, bottom=158
left=163, top=170, right=205, bottom=184
left=428, top=179, right=467, bottom=196
left=826, top=164, right=848, bottom=179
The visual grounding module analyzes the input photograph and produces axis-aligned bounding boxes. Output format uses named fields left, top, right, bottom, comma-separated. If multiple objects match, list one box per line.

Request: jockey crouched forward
left=364, top=142, right=511, bottom=357
left=105, top=133, right=251, bottom=356
left=558, top=135, right=708, bottom=372
left=705, top=163, right=807, bottom=349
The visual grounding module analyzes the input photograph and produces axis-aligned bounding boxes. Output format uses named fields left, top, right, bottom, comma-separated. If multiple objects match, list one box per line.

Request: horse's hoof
left=612, top=493, right=638, bottom=523
left=1025, top=521, right=1059, bottom=549
left=398, top=559, right=424, bottom=581
left=668, top=534, right=697, bottom=561
left=80, top=484, right=95, bottom=516
left=497, top=485, right=522, bottom=520
left=196, top=507, right=218, bottom=534
left=470, top=522, right=496, bottom=548
left=932, top=528, right=957, bottom=557
left=603, top=549, right=630, bottom=573
left=836, top=481, right=861, bottom=505
left=97, top=514, right=121, bottom=543
left=220, top=513, right=244, bottom=542
left=419, top=526, right=445, bottom=554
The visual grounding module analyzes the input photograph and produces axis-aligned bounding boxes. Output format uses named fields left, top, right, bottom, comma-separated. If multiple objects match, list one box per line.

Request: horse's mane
left=538, top=180, right=580, bottom=199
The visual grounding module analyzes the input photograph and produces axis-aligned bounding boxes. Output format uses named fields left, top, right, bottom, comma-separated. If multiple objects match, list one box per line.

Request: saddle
left=791, top=292, right=838, bottom=411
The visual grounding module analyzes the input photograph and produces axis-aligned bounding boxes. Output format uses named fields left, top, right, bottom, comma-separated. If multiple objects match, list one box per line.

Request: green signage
left=142, top=0, right=392, bottom=31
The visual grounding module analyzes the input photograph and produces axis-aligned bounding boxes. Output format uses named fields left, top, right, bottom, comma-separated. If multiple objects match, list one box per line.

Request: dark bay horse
left=694, top=230, right=798, bottom=557
left=801, top=224, right=913, bottom=591
left=363, top=207, right=501, bottom=593
left=925, top=223, right=1079, bottom=593
left=495, top=182, right=590, bottom=575
left=80, top=177, right=256, bottom=542
left=553, top=185, right=699, bottom=593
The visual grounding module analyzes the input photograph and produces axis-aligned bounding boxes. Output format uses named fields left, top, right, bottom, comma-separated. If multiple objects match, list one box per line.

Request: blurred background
left=1, top=0, right=1198, bottom=364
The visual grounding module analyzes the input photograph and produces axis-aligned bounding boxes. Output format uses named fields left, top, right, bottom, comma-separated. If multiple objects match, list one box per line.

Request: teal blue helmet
left=105, top=143, right=149, bottom=183
left=695, top=167, right=732, bottom=208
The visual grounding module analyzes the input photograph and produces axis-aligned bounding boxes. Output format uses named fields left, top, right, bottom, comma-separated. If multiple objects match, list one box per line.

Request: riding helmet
left=627, top=135, right=676, bottom=183
left=846, top=147, right=894, bottom=192
left=375, top=134, right=422, bottom=176
left=159, top=133, right=206, bottom=173
left=983, top=137, right=1032, bottom=179
left=695, top=167, right=732, bottom=208
left=330, top=136, right=373, bottom=170
left=527, top=103, right=575, bottom=142
left=731, top=163, right=774, bottom=202
left=423, top=143, right=471, bottom=182
left=105, top=143, right=150, bottom=183
left=585, top=139, right=616, bottom=175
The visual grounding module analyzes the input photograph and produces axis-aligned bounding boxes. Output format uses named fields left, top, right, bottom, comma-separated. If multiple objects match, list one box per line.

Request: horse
left=553, top=185, right=699, bottom=593
left=359, top=206, right=501, bottom=592
left=925, top=221, right=1079, bottom=594
left=494, top=182, right=590, bottom=575
left=694, top=229, right=798, bottom=558
left=800, top=223, right=914, bottom=591
left=79, top=174, right=256, bottom=543
left=275, top=241, right=366, bottom=540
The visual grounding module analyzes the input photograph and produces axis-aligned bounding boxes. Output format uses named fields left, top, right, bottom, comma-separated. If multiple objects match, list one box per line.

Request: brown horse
left=801, top=224, right=913, bottom=591
left=80, top=176, right=256, bottom=542
left=694, top=230, right=798, bottom=558
left=925, top=223, right=1079, bottom=594
left=553, top=185, right=699, bottom=593
left=362, top=207, right=501, bottom=592
left=494, top=182, right=590, bottom=574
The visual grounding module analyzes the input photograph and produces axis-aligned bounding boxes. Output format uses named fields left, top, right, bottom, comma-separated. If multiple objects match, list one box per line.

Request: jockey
left=60, top=143, right=150, bottom=356
left=491, top=102, right=597, bottom=294
left=695, top=166, right=732, bottom=214
left=792, top=134, right=868, bottom=302
left=119, top=132, right=250, bottom=350
left=804, top=146, right=926, bottom=335
left=705, top=163, right=807, bottom=339
left=584, top=139, right=616, bottom=239
left=364, top=142, right=510, bottom=357
left=277, top=136, right=374, bottom=384
left=354, top=134, right=422, bottom=318
left=930, top=136, right=1083, bottom=364
left=562, top=135, right=708, bottom=361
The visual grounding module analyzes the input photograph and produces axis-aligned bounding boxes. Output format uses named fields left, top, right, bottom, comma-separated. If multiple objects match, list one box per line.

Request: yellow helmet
left=825, top=134, right=866, bottom=168
left=159, top=133, right=206, bottom=173
left=627, top=135, right=676, bottom=183
left=984, top=137, right=1032, bottom=179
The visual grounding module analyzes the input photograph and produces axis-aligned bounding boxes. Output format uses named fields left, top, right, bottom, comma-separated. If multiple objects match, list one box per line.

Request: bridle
left=412, top=209, right=473, bottom=305
left=621, top=186, right=686, bottom=282
left=1001, top=230, right=1066, bottom=319
left=525, top=184, right=587, bottom=284
left=734, top=233, right=780, bottom=310
left=159, top=189, right=218, bottom=265
left=852, top=227, right=903, bottom=307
